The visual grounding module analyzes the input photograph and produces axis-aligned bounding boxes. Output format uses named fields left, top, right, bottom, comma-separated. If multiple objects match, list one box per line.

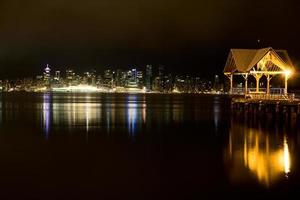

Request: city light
left=0, top=64, right=222, bottom=94
left=52, top=85, right=103, bottom=92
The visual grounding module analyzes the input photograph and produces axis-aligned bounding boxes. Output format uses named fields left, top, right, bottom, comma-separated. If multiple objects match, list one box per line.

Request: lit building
left=115, top=69, right=127, bottom=87
left=164, top=74, right=173, bottom=93
left=127, top=69, right=138, bottom=88
left=54, top=71, right=61, bottom=81
left=213, top=75, right=220, bottom=92
left=137, top=70, right=143, bottom=88
left=43, top=64, right=51, bottom=85
left=195, top=77, right=201, bottom=93
left=103, top=69, right=114, bottom=88
left=145, top=65, right=153, bottom=92
left=66, top=69, right=75, bottom=85
left=174, top=76, right=185, bottom=93
left=158, top=65, right=164, bottom=92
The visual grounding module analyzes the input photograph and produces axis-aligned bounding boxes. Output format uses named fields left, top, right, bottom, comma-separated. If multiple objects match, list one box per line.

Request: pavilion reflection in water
left=225, top=118, right=291, bottom=186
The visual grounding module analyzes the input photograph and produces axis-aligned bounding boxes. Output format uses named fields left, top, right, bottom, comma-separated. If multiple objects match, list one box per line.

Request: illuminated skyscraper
left=127, top=69, right=138, bottom=88
left=104, top=69, right=114, bottom=88
left=66, top=69, right=75, bottom=85
left=43, top=64, right=51, bottom=84
left=158, top=65, right=165, bottom=92
left=54, top=71, right=60, bottom=81
left=145, top=65, right=152, bottom=92
left=137, top=70, right=143, bottom=88
left=213, top=75, right=220, bottom=91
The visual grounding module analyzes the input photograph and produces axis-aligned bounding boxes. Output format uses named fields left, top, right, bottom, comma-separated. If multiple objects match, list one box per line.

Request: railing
left=231, top=87, right=295, bottom=101
left=232, top=88, right=285, bottom=95
left=246, top=93, right=295, bottom=101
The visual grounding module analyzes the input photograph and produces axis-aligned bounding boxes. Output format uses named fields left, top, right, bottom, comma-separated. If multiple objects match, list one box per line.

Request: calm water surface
left=0, top=93, right=299, bottom=199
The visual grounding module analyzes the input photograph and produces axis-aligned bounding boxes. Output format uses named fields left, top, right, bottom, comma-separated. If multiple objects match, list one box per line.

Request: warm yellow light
left=228, top=128, right=292, bottom=186
left=284, top=70, right=292, bottom=77
left=52, top=85, right=103, bottom=92
left=283, top=136, right=290, bottom=174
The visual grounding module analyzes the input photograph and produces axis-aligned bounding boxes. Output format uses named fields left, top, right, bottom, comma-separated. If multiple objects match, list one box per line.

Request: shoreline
left=0, top=91, right=228, bottom=95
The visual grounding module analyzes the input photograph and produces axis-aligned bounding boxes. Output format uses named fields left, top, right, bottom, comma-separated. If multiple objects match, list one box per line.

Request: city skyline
left=0, top=64, right=221, bottom=93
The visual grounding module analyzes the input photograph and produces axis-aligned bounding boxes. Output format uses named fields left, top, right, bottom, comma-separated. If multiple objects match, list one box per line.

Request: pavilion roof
left=224, top=47, right=294, bottom=73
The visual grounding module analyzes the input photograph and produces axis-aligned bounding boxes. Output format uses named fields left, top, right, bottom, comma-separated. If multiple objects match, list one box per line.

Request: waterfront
left=0, top=93, right=300, bottom=199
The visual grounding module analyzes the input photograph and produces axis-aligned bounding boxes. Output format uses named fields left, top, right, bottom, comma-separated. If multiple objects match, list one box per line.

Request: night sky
left=1, top=0, right=300, bottom=79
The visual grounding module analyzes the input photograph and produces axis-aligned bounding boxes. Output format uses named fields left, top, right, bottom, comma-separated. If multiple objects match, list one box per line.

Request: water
left=0, top=92, right=299, bottom=199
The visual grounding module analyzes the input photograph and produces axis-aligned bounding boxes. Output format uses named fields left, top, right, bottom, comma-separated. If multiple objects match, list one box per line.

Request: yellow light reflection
left=283, top=136, right=290, bottom=175
left=85, top=102, right=90, bottom=132
left=226, top=126, right=291, bottom=186
left=52, top=100, right=101, bottom=131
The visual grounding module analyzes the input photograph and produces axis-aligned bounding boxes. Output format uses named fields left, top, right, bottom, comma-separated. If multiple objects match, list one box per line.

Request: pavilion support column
left=225, top=73, right=233, bottom=94
left=242, top=74, right=248, bottom=95
left=285, top=73, right=289, bottom=95
left=230, top=74, right=233, bottom=94
left=253, top=74, right=263, bottom=93
left=266, top=75, right=272, bottom=95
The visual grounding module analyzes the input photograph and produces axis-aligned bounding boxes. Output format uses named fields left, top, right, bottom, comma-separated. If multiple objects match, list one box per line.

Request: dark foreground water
left=0, top=92, right=300, bottom=199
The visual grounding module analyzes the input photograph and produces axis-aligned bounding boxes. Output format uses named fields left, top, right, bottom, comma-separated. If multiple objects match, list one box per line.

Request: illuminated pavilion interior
left=224, top=47, right=294, bottom=96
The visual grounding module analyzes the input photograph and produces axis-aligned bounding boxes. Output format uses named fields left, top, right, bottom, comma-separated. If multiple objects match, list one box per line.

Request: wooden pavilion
left=224, top=47, right=294, bottom=96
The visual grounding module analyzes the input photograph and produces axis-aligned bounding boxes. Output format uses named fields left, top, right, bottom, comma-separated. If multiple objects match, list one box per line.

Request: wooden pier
left=231, top=96, right=300, bottom=115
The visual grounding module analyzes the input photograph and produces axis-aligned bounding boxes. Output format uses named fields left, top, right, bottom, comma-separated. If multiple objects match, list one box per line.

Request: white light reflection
left=213, top=97, right=221, bottom=132
left=142, top=102, right=146, bottom=123
left=85, top=102, right=90, bottom=132
left=43, top=93, right=51, bottom=138
left=127, top=95, right=138, bottom=136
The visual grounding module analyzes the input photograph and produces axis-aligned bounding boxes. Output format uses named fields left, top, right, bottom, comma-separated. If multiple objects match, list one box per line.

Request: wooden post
left=225, top=73, right=233, bottom=94
left=254, top=74, right=262, bottom=93
left=243, top=74, right=248, bottom=95
left=285, top=73, right=288, bottom=95
left=266, top=74, right=272, bottom=95
left=230, top=74, right=233, bottom=94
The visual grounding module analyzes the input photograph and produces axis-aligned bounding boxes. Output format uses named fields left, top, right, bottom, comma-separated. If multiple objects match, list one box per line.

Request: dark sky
left=1, top=0, right=300, bottom=79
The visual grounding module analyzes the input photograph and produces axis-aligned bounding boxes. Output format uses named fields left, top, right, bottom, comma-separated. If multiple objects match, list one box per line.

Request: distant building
left=213, top=75, right=220, bottom=91
left=82, top=70, right=96, bottom=85
left=137, top=70, right=143, bottom=88
left=103, top=69, right=114, bottom=88
left=145, top=65, right=153, bottom=92
left=158, top=65, right=164, bottom=91
left=43, top=64, right=51, bottom=85
left=127, top=69, right=138, bottom=88
left=54, top=71, right=61, bottom=81
left=66, top=69, right=75, bottom=85
left=164, top=74, right=173, bottom=93
left=174, top=76, right=185, bottom=92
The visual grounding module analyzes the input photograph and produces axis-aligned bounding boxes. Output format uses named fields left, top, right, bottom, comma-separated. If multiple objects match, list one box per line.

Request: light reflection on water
left=213, top=96, right=221, bottom=132
left=39, top=94, right=208, bottom=137
left=225, top=116, right=292, bottom=187
left=1, top=92, right=299, bottom=190
left=43, top=93, right=50, bottom=138
left=43, top=94, right=151, bottom=136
